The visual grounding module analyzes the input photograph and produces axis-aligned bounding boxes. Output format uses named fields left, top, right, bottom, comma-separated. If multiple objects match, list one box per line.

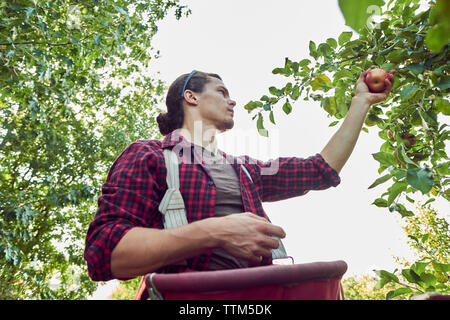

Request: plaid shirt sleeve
left=252, top=153, right=341, bottom=202
left=84, top=140, right=163, bottom=281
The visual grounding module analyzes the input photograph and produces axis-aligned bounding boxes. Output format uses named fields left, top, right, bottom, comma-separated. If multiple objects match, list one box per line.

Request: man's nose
left=229, top=99, right=236, bottom=107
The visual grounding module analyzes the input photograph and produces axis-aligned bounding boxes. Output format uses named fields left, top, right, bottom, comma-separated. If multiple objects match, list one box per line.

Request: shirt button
left=208, top=180, right=214, bottom=186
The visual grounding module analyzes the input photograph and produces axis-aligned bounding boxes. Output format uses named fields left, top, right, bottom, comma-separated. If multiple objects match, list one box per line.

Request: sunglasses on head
left=181, top=70, right=197, bottom=98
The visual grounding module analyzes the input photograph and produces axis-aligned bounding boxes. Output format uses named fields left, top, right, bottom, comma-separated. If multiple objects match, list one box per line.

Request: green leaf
left=318, top=43, right=333, bottom=57
left=406, top=168, right=434, bottom=194
left=368, top=174, right=392, bottom=189
left=338, top=0, right=385, bottom=33
left=432, top=262, right=450, bottom=273
left=425, top=24, right=450, bottom=53
left=372, top=152, right=396, bottom=167
left=420, top=273, right=437, bottom=287
left=321, top=96, right=337, bottom=116
left=372, top=198, right=388, bottom=207
left=381, top=63, right=396, bottom=72
left=397, top=146, right=419, bottom=168
left=329, top=120, right=339, bottom=127
left=386, top=49, right=407, bottom=63
left=298, top=59, right=311, bottom=67
left=69, top=35, right=81, bottom=47
left=411, top=262, right=429, bottom=276
left=272, top=67, right=285, bottom=75
left=375, top=269, right=399, bottom=283
left=269, top=111, right=275, bottom=124
left=386, top=287, right=413, bottom=300
left=333, top=69, right=354, bottom=80
left=436, top=75, right=450, bottom=90
left=391, top=169, right=407, bottom=180
left=326, top=38, right=338, bottom=49
left=338, top=31, right=353, bottom=46
left=115, top=24, right=124, bottom=39
left=257, top=113, right=268, bottom=137
left=406, top=63, right=425, bottom=75
left=419, top=108, right=438, bottom=128
left=375, top=278, right=389, bottom=289
left=434, top=98, right=450, bottom=115
left=399, top=84, right=419, bottom=100
left=244, top=101, right=262, bottom=112
left=387, top=181, right=408, bottom=205
left=402, top=269, right=422, bottom=284
left=113, top=5, right=128, bottom=15
left=94, top=34, right=102, bottom=45
left=269, top=86, right=283, bottom=97
left=310, top=74, right=332, bottom=91
left=309, top=41, right=318, bottom=59
left=391, top=203, right=414, bottom=217
left=290, top=85, right=300, bottom=100
left=282, top=100, right=292, bottom=115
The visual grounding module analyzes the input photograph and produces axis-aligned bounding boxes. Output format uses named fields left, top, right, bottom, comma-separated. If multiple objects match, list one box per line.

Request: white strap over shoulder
left=163, top=148, right=180, bottom=189
left=158, top=149, right=188, bottom=229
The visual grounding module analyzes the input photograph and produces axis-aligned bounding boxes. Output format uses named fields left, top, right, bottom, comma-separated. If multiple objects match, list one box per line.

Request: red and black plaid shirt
left=84, top=130, right=341, bottom=281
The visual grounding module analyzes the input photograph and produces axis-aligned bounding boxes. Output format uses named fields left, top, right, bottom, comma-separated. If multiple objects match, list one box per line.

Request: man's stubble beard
left=218, top=118, right=234, bottom=133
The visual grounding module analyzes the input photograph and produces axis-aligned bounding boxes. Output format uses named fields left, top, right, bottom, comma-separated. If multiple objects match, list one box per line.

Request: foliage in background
left=373, top=203, right=449, bottom=299
left=0, top=0, right=190, bottom=299
left=344, top=203, right=448, bottom=300
left=342, top=274, right=402, bottom=300
left=110, top=277, right=141, bottom=300
left=245, top=0, right=448, bottom=299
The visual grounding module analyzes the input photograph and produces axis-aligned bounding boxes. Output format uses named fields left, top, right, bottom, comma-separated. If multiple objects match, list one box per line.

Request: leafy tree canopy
left=0, top=0, right=189, bottom=299
left=245, top=0, right=449, bottom=213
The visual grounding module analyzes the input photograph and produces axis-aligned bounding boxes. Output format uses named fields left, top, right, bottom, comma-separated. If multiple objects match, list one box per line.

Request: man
left=84, top=69, right=395, bottom=281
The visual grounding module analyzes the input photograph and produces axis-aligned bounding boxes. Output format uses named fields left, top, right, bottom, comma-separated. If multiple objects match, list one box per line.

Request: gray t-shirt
left=201, top=148, right=249, bottom=270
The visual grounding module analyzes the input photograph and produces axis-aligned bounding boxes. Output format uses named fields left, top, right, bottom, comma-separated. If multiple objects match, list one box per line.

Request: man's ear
left=183, top=90, right=198, bottom=106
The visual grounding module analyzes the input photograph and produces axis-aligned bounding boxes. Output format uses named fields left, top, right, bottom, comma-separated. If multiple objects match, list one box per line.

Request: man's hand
left=207, top=212, right=286, bottom=264
left=355, top=69, right=396, bottom=106
left=110, top=212, right=285, bottom=278
left=320, top=69, right=395, bottom=174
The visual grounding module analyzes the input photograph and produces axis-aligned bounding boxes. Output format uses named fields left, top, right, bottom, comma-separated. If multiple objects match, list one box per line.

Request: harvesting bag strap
left=158, top=149, right=188, bottom=266
left=158, top=148, right=288, bottom=261
left=158, top=149, right=189, bottom=229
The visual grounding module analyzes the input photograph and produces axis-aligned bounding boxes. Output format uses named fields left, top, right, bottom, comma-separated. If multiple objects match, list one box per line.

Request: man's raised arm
left=320, top=69, right=395, bottom=174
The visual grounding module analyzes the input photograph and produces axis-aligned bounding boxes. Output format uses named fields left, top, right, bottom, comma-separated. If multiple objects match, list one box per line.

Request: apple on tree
left=387, top=129, right=394, bottom=140
left=401, top=133, right=417, bottom=148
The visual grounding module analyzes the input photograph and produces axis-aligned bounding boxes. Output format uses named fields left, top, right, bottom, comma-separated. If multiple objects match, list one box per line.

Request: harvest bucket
left=135, top=260, right=347, bottom=300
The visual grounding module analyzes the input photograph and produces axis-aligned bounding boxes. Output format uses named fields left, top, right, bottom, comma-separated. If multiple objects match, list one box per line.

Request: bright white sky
left=90, top=0, right=448, bottom=299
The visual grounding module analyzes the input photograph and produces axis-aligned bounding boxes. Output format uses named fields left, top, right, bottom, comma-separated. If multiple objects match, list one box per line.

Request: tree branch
left=0, top=20, right=118, bottom=47
left=0, top=40, right=71, bottom=47
left=337, top=53, right=367, bottom=64
left=398, top=281, right=424, bottom=294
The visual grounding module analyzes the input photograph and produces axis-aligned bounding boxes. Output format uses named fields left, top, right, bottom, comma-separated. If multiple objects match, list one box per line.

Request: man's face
left=195, top=77, right=236, bottom=132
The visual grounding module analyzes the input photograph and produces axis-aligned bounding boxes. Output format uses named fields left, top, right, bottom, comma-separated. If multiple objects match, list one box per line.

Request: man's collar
left=161, top=129, right=192, bottom=149
left=161, top=129, right=236, bottom=164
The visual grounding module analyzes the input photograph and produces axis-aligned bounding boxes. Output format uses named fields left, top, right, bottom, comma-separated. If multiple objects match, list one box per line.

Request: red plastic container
left=135, top=260, right=347, bottom=300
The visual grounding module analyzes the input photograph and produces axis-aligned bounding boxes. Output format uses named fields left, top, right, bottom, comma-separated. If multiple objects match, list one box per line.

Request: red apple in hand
left=364, top=68, right=391, bottom=93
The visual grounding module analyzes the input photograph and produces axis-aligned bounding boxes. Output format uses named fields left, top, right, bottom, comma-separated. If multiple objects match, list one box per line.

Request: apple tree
left=244, top=0, right=449, bottom=299
left=0, top=0, right=189, bottom=299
